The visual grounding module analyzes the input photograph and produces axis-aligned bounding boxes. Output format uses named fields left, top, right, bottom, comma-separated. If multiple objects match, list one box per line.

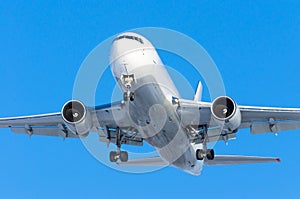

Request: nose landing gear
left=123, top=91, right=135, bottom=101
left=121, top=74, right=135, bottom=102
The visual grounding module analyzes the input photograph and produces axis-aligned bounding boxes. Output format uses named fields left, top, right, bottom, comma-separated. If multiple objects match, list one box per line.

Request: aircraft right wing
left=176, top=98, right=300, bottom=136
left=238, top=105, right=300, bottom=134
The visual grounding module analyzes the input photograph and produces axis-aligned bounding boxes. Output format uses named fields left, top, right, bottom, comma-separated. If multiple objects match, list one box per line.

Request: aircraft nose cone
left=110, top=32, right=154, bottom=62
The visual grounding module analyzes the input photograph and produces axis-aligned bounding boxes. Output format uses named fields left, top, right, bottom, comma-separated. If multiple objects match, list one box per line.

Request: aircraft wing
left=239, top=105, right=300, bottom=134
left=177, top=99, right=300, bottom=135
left=0, top=102, right=138, bottom=141
left=0, top=112, right=79, bottom=138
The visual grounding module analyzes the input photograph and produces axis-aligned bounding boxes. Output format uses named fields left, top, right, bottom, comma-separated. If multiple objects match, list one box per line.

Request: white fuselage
left=110, top=32, right=203, bottom=175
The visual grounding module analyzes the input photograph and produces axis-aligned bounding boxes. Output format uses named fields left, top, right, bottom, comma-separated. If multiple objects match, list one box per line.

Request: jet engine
left=61, top=100, right=92, bottom=136
left=211, top=96, right=241, bottom=131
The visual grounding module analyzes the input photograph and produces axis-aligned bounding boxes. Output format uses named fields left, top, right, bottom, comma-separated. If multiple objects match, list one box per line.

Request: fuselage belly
left=110, top=32, right=202, bottom=175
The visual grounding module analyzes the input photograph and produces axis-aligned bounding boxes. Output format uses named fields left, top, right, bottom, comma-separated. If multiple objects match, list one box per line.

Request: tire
left=196, top=149, right=204, bottom=160
left=207, top=149, right=215, bottom=160
left=123, top=92, right=128, bottom=101
left=129, top=92, right=135, bottom=101
left=109, top=151, right=117, bottom=162
left=120, top=151, right=128, bottom=162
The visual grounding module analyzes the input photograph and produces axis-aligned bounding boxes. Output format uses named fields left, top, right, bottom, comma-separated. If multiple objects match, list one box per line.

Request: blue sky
left=1, top=1, right=300, bottom=198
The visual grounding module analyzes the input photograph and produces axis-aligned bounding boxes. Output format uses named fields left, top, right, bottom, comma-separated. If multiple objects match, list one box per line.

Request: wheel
left=109, top=151, right=117, bottom=162
left=129, top=92, right=135, bottom=101
left=120, top=151, right=128, bottom=162
left=206, top=149, right=215, bottom=160
left=196, top=149, right=205, bottom=160
left=123, top=92, right=128, bottom=101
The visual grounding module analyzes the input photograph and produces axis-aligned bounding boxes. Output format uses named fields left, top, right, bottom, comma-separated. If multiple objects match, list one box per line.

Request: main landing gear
left=196, top=149, right=215, bottom=160
left=194, top=125, right=215, bottom=161
left=109, top=151, right=128, bottom=162
left=109, top=127, right=129, bottom=162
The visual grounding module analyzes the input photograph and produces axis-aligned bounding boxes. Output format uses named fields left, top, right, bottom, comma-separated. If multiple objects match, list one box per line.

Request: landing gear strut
left=194, top=125, right=215, bottom=161
left=196, top=149, right=215, bottom=160
left=109, top=127, right=129, bottom=162
left=121, top=74, right=135, bottom=102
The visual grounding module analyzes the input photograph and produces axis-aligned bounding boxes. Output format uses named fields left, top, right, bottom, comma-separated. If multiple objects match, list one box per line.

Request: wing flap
left=204, top=155, right=280, bottom=166
left=11, top=127, right=78, bottom=138
left=251, top=120, right=300, bottom=134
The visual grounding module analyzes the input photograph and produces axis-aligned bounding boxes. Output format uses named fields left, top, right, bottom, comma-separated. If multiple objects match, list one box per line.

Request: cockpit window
left=113, top=35, right=144, bottom=44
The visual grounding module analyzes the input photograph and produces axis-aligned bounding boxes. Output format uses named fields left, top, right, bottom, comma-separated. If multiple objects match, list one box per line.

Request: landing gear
left=196, top=149, right=205, bottom=160
left=110, top=151, right=117, bottom=162
left=120, top=151, right=129, bottom=162
left=206, top=149, right=215, bottom=160
left=121, top=74, right=135, bottom=102
left=109, top=127, right=129, bottom=163
left=109, top=150, right=128, bottom=162
left=123, top=92, right=128, bottom=101
left=129, top=92, right=135, bottom=101
left=194, top=125, right=215, bottom=161
left=123, top=91, right=135, bottom=101
left=196, top=149, right=215, bottom=160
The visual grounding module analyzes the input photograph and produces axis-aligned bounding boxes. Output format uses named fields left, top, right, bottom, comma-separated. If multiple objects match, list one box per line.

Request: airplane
left=1, top=32, right=300, bottom=175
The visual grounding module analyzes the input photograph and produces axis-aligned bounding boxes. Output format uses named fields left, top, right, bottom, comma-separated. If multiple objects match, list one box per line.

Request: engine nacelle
left=61, top=100, right=92, bottom=136
left=211, top=96, right=241, bottom=131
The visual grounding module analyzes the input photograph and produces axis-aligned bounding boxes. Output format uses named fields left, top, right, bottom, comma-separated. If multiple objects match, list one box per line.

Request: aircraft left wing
left=0, top=101, right=137, bottom=141
left=0, top=112, right=79, bottom=138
